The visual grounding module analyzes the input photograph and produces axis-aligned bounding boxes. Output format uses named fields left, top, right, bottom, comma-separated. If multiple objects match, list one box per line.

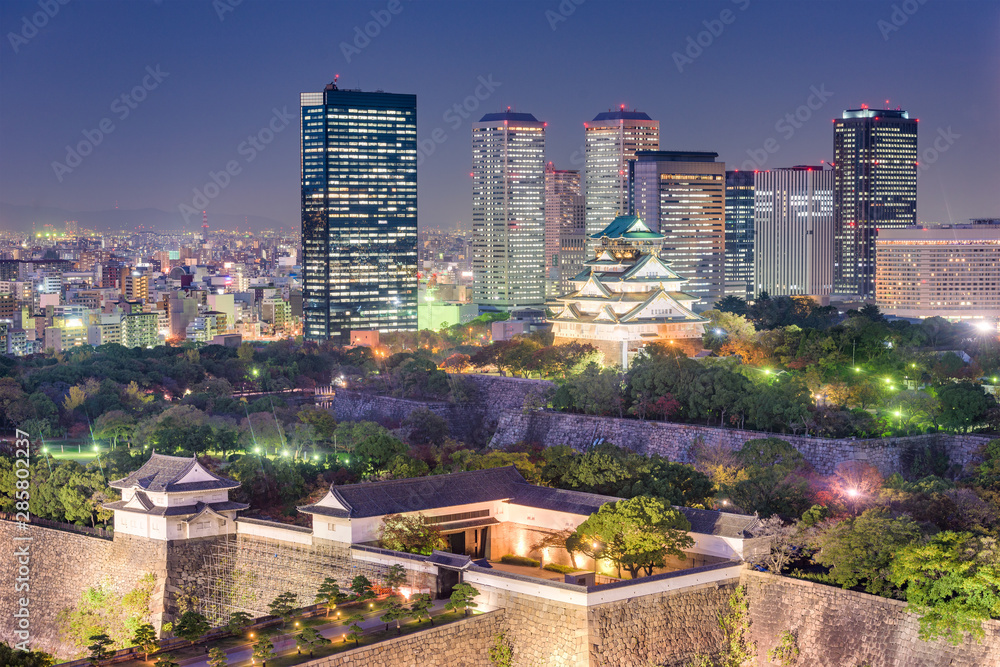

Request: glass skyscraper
left=630, top=151, right=727, bottom=308
left=833, top=107, right=917, bottom=299
left=471, top=110, right=546, bottom=310
left=584, top=108, right=659, bottom=254
left=724, top=170, right=755, bottom=299
left=300, top=81, right=417, bottom=342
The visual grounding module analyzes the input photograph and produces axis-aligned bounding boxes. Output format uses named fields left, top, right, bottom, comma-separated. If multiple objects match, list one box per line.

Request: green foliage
left=488, top=632, right=514, bottom=667
left=225, top=611, right=252, bottom=635
left=401, top=408, right=449, bottom=446
left=767, top=630, right=800, bottom=666
left=812, top=508, right=921, bottom=597
left=131, top=623, right=158, bottom=661
left=937, top=382, right=996, bottom=432
left=551, top=362, right=624, bottom=417
left=889, top=531, right=1000, bottom=644
left=172, top=611, right=209, bottom=645
left=85, top=633, right=114, bottom=666
left=350, top=576, right=375, bottom=601
left=267, top=592, right=298, bottom=626
left=296, top=626, right=330, bottom=655
left=153, top=653, right=179, bottom=667
left=499, top=554, right=540, bottom=567
left=542, top=563, right=579, bottom=574
left=716, top=585, right=756, bottom=667
left=567, top=496, right=694, bottom=578
left=344, top=613, right=365, bottom=645
left=379, top=599, right=408, bottom=634
left=315, top=578, right=345, bottom=616
left=206, top=647, right=228, bottom=667
left=57, top=575, right=154, bottom=653
left=799, top=504, right=831, bottom=527
left=251, top=637, right=275, bottom=663
left=383, top=564, right=407, bottom=594
left=378, top=513, right=445, bottom=555
left=720, top=438, right=811, bottom=517
left=409, top=593, right=434, bottom=625
left=0, top=643, right=55, bottom=667
left=445, top=583, right=480, bottom=617
left=975, top=439, right=1000, bottom=491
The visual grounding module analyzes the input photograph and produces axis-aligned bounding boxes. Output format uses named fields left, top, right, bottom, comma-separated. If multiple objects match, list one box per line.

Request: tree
left=267, top=592, right=298, bottom=627
left=567, top=496, right=694, bottom=578
left=0, top=642, right=55, bottom=667
left=344, top=613, right=365, bottom=645
left=380, top=599, right=408, bottom=634
left=937, top=382, right=996, bottom=432
left=621, top=459, right=715, bottom=507
left=975, top=439, right=1000, bottom=491
left=86, top=633, right=114, bottom=666
left=295, top=627, right=330, bottom=657
left=315, top=578, right=345, bottom=617
left=409, top=593, right=434, bottom=626
left=172, top=611, right=209, bottom=646
left=206, top=647, right=228, bottom=667
left=378, top=513, right=445, bottom=555
left=889, top=531, right=1000, bottom=644
left=813, top=508, right=921, bottom=597
left=251, top=637, right=274, bottom=665
left=748, top=516, right=799, bottom=574
left=445, top=583, right=480, bottom=617
left=153, top=654, right=179, bottom=667
left=350, top=576, right=375, bottom=601
left=767, top=631, right=800, bottom=667
left=131, top=623, right=158, bottom=661
left=401, top=408, right=449, bottom=446
left=225, top=611, right=252, bottom=635
left=383, top=564, right=407, bottom=596
left=297, top=408, right=337, bottom=442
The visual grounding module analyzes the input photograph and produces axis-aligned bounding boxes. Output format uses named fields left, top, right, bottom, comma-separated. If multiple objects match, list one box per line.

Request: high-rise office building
left=472, top=110, right=546, bottom=310
left=300, top=81, right=418, bottom=342
left=833, top=107, right=918, bottom=299
left=630, top=151, right=726, bottom=307
left=876, top=219, right=1000, bottom=321
left=754, top=167, right=835, bottom=297
left=585, top=108, right=659, bottom=251
left=724, top=170, right=755, bottom=299
left=544, top=163, right=584, bottom=296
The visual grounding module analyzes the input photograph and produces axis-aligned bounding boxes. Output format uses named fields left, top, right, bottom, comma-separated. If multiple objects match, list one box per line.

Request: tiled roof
left=103, top=499, right=248, bottom=517
left=676, top=507, right=760, bottom=539
left=109, top=453, right=240, bottom=492
left=589, top=215, right=663, bottom=240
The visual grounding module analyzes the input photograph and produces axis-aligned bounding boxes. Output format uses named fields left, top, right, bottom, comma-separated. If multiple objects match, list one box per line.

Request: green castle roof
left=588, top=215, right=664, bottom=240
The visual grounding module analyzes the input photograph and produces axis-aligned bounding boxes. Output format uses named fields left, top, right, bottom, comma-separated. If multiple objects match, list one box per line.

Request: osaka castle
left=550, top=215, right=707, bottom=368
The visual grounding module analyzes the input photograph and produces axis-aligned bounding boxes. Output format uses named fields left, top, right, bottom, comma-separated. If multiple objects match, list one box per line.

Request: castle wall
left=0, top=522, right=167, bottom=660
left=741, top=569, right=1000, bottom=667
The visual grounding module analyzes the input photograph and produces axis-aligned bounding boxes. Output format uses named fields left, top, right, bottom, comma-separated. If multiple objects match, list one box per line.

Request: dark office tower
left=725, top=170, right=755, bottom=299
left=300, top=81, right=418, bottom=342
left=544, top=163, right=583, bottom=297
left=833, top=107, right=917, bottom=299
left=630, top=151, right=726, bottom=307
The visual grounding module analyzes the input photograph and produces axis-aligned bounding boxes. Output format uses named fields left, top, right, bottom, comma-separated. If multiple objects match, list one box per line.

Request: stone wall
left=489, top=410, right=992, bottom=476
left=741, top=569, right=1000, bottom=667
left=280, top=609, right=505, bottom=667
left=0, top=521, right=167, bottom=659
left=588, top=581, right=739, bottom=667
left=333, top=374, right=554, bottom=446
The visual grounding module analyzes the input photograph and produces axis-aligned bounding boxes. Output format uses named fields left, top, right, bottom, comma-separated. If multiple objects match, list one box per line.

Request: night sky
left=1, top=0, right=997, bottom=233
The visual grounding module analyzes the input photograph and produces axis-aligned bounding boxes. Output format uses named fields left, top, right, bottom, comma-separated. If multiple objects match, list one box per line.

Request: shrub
left=542, top=563, right=579, bottom=574
left=499, top=554, right=539, bottom=567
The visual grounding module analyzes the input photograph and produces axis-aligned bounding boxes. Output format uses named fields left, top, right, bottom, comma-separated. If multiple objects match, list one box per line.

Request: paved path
left=176, top=599, right=450, bottom=667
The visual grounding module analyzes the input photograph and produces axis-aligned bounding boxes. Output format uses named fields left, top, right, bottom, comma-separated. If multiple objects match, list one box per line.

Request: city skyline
left=1, top=0, right=997, bottom=234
